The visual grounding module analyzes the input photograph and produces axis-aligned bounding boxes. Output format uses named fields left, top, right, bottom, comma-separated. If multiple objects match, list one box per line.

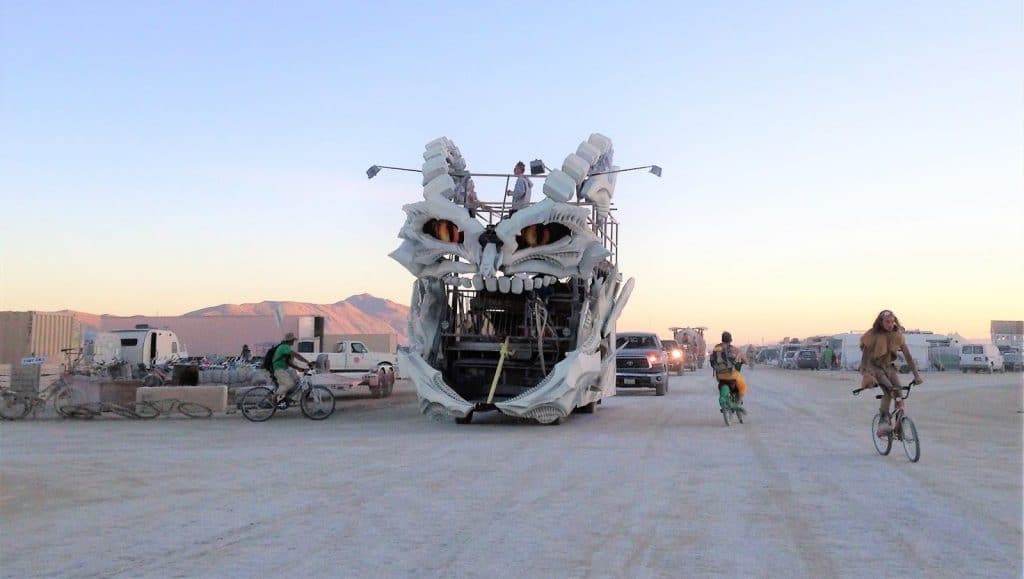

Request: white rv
left=112, top=325, right=185, bottom=368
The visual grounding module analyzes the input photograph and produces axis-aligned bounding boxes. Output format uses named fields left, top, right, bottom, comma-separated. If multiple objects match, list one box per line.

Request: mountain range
left=65, top=294, right=410, bottom=355
left=181, top=293, right=410, bottom=338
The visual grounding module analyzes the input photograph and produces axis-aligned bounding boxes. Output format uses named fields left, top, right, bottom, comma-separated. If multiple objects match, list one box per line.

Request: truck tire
left=370, top=367, right=387, bottom=398
left=383, top=366, right=395, bottom=397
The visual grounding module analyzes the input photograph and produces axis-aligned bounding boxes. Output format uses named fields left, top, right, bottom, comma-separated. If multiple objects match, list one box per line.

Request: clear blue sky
left=2, top=1, right=1021, bottom=341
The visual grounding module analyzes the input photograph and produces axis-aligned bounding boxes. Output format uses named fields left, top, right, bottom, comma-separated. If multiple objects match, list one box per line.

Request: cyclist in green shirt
left=272, top=332, right=309, bottom=402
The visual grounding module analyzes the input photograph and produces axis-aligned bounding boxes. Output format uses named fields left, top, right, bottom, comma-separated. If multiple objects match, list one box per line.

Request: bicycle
left=146, top=398, right=213, bottom=418
left=852, top=381, right=920, bottom=462
left=142, top=360, right=177, bottom=387
left=718, top=380, right=745, bottom=426
left=0, top=369, right=93, bottom=420
left=716, top=362, right=746, bottom=426
left=67, top=401, right=160, bottom=420
left=239, top=367, right=335, bottom=422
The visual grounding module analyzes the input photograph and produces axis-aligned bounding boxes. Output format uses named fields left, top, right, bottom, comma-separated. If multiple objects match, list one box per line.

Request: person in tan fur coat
left=860, top=310, right=923, bottom=435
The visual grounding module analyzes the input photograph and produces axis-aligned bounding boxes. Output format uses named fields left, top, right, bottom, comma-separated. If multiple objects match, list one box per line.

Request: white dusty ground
left=1, top=368, right=1021, bottom=578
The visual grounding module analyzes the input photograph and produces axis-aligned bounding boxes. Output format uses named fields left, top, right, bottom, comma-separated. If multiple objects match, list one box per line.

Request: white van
left=959, top=343, right=1004, bottom=373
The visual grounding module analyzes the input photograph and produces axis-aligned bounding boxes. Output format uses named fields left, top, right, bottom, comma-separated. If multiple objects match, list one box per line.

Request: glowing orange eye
left=517, top=223, right=571, bottom=250
left=522, top=224, right=541, bottom=246
left=424, top=220, right=462, bottom=243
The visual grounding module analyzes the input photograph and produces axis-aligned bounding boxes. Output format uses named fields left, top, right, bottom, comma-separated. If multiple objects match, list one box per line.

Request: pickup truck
left=304, top=340, right=399, bottom=398
left=313, top=340, right=397, bottom=374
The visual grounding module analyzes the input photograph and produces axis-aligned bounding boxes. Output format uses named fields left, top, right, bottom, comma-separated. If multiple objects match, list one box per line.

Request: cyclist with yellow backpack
left=711, top=331, right=748, bottom=414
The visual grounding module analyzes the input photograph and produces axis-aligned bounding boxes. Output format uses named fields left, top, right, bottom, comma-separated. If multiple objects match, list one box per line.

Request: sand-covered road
left=1, top=368, right=1020, bottom=578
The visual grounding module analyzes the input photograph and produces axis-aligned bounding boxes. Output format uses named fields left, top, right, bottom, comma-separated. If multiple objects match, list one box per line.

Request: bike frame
left=275, top=371, right=314, bottom=406
left=854, top=382, right=916, bottom=438
left=892, top=398, right=905, bottom=427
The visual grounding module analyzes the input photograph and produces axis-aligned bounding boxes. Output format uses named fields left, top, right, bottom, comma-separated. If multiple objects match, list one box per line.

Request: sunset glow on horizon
left=2, top=2, right=1020, bottom=345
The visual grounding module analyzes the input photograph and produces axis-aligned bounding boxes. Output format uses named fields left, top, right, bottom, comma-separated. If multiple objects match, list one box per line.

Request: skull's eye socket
left=424, top=219, right=463, bottom=244
left=517, top=223, right=570, bottom=249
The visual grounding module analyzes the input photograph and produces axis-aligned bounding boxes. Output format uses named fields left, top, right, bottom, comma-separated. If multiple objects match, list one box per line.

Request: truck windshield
left=617, top=336, right=656, bottom=349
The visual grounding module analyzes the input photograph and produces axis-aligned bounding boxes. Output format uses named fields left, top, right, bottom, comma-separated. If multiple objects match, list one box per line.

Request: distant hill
left=63, top=294, right=410, bottom=355
left=182, top=294, right=410, bottom=339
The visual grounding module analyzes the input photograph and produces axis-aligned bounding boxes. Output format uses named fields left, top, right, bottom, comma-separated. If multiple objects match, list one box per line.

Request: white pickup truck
left=314, top=340, right=397, bottom=373
left=304, top=340, right=399, bottom=398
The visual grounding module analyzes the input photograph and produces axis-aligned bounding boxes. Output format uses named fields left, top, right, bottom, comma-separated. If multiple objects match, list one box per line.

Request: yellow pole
left=486, top=337, right=510, bottom=404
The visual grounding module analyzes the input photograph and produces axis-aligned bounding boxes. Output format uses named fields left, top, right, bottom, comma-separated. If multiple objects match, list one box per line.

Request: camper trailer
left=83, top=331, right=122, bottom=365
left=112, top=325, right=185, bottom=368
left=832, top=331, right=948, bottom=372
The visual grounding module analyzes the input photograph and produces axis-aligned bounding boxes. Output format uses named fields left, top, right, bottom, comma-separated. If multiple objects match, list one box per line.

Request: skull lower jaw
left=403, top=275, right=613, bottom=422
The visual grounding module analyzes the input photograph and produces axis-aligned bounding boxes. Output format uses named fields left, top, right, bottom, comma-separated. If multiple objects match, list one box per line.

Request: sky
left=1, top=1, right=1021, bottom=343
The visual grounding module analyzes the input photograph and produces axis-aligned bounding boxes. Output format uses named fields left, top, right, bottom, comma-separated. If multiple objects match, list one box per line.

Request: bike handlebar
left=852, top=381, right=919, bottom=397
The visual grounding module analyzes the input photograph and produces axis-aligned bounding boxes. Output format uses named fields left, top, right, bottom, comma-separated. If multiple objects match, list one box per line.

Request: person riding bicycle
left=859, top=310, right=923, bottom=436
left=272, top=332, right=310, bottom=403
left=711, top=331, right=747, bottom=413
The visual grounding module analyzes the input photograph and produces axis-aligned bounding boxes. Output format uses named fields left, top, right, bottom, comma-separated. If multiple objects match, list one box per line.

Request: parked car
left=960, top=344, right=1004, bottom=373
left=616, top=332, right=669, bottom=396
left=781, top=350, right=798, bottom=369
left=660, top=339, right=684, bottom=375
left=795, top=349, right=819, bottom=369
left=997, top=346, right=1022, bottom=371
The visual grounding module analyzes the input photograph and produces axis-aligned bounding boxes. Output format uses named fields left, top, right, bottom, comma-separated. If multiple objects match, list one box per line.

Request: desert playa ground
left=1, top=368, right=1021, bottom=578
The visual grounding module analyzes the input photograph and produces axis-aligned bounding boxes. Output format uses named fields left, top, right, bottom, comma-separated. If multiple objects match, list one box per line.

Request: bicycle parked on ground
left=70, top=400, right=159, bottom=420
left=0, top=349, right=97, bottom=420
left=145, top=398, right=213, bottom=418
left=0, top=376, right=92, bottom=419
left=853, top=381, right=920, bottom=462
left=239, top=367, right=335, bottom=422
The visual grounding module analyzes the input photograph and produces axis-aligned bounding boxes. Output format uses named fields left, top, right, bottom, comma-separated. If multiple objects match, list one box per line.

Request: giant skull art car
left=386, top=134, right=638, bottom=424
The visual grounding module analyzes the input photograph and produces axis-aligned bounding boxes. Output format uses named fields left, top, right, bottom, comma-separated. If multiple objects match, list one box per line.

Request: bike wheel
left=900, top=417, right=920, bottom=463
left=300, top=386, right=335, bottom=420
left=872, top=413, right=893, bottom=456
left=240, top=387, right=276, bottom=422
left=178, top=402, right=213, bottom=418
left=718, top=384, right=731, bottom=426
left=52, top=387, right=79, bottom=418
left=732, top=393, right=744, bottom=424
left=62, top=404, right=99, bottom=419
left=127, top=401, right=160, bottom=419
left=0, top=392, right=31, bottom=420
left=107, top=403, right=142, bottom=419
left=148, top=398, right=177, bottom=415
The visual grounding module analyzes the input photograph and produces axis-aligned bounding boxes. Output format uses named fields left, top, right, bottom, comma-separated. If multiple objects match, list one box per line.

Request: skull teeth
left=443, top=274, right=561, bottom=294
